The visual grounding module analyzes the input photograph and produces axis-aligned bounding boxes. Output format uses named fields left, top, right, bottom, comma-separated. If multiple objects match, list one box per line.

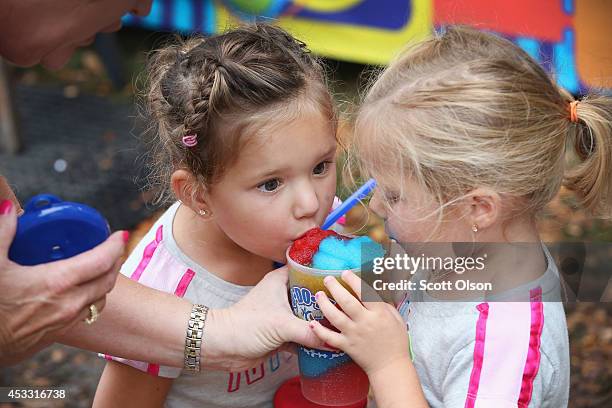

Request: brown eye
left=257, top=179, right=281, bottom=193
left=313, top=161, right=330, bottom=175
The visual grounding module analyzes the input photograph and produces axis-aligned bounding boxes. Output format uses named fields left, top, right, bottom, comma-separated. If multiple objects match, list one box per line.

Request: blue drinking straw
left=321, top=178, right=377, bottom=230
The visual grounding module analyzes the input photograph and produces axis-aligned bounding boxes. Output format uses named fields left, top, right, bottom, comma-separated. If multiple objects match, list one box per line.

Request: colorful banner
left=122, top=0, right=612, bottom=94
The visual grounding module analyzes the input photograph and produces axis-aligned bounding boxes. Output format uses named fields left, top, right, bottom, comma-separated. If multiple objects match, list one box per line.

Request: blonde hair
left=353, top=26, right=612, bottom=224
left=142, top=23, right=336, bottom=203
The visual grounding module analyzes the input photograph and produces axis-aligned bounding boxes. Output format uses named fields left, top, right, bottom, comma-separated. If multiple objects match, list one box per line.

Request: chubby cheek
left=222, top=212, right=290, bottom=261
left=318, top=187, right=336, bottom=224
left=387, top=219, right=419, bottom=243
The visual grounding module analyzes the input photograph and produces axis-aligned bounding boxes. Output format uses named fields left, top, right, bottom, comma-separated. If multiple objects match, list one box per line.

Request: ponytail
left=563, top=95, right=612, bottom=218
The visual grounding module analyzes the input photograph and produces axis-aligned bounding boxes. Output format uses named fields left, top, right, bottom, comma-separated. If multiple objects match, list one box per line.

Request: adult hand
left=0, top=176, right=22, bottom=214
left=202, top=266, right=325, bottom=371
left=0, top=199, right=128, bottom=366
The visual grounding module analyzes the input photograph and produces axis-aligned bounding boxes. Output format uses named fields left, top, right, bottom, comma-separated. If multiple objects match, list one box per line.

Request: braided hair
left=143, top=23, right=336, bottom=203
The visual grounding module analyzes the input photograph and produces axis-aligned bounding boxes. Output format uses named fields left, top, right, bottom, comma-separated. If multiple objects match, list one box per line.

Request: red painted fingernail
left=121, top=230, right=130, bottom=243
left=309, top=322, right=315, bottom=329
left=0, top=200, right=13, bottom=215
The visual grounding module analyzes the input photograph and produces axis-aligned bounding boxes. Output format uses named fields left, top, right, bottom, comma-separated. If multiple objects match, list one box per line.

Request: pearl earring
left=472, top=224, right=479, bottom=233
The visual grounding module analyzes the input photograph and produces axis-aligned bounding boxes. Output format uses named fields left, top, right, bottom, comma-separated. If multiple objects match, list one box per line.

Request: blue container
left=8, top=194, right=110, bottom=266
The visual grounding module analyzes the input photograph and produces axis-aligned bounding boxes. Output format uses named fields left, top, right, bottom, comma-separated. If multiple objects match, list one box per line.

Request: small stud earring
left=472, top=224, right=479, bottom=233
left=198, top=209, right=208, bottom=216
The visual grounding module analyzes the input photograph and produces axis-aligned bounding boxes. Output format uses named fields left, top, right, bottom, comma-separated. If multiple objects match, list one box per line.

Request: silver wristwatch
left=184, top=304, right=209, bottom=372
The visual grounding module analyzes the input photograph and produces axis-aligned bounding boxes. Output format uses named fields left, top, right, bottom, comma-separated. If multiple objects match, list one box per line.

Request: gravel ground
left=0, top=83, right=156, bottom=231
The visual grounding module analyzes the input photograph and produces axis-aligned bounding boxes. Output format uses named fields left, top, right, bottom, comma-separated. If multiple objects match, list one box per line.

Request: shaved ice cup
left=286, top=247, right=370, bottom=406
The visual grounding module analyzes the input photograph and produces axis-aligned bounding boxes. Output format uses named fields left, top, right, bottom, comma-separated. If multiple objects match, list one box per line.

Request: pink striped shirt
left=397, top=245, right=569, bottom=407
left=101, top=202, right=298, bottom=408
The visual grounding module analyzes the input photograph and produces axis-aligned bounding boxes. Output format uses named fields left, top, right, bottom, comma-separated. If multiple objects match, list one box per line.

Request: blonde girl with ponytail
left=311, top=26, right=611, bottom=408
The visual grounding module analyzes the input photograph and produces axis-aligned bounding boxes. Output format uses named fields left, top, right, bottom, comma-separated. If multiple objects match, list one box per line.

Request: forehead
left=229, top=109, right=337, bottom=176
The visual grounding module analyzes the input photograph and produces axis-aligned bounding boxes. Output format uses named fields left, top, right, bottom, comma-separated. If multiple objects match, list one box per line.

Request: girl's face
left=206, top=109, right=337, bottom=263
left=369, top=177, right=472, bottom=243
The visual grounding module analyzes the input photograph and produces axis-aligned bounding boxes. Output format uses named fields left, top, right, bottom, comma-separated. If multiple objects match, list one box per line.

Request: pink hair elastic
left=182, top=134, right=198, bottom=147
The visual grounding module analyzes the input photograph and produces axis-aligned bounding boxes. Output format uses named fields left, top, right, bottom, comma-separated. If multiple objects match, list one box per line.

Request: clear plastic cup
left=286, top=248, right=369, bottom=406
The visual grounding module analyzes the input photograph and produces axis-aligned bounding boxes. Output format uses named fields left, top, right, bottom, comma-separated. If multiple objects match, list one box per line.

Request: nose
left=369, top=190, right=387, bottom=219
left=293, top=181, right=320, bottom=220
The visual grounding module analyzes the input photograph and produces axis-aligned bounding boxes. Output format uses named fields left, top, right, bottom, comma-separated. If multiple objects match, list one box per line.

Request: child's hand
left=310, top=270, right=411, bottom=376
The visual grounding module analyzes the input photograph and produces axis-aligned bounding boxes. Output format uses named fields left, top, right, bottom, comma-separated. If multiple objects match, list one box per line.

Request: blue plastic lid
left=8, top=194, right=110, bottom=266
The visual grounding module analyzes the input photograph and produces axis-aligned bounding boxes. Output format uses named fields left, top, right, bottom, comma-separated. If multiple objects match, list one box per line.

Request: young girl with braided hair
left=310, top=26, right=612, bottom=407
left=93, top=23, right=338, bottom=408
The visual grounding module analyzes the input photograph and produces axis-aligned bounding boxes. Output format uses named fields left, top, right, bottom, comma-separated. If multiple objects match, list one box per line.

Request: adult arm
left=2, top=179, right=323, bottom=370
left=57, top=267, right=325, bottom=372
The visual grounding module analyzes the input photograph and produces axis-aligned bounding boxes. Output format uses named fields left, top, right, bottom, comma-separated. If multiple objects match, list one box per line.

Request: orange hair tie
left=569, top=101, right=579, bottom=123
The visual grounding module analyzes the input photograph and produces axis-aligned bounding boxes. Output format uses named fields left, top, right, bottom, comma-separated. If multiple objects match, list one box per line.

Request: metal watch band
left=184, top=304, right=209, bottom=372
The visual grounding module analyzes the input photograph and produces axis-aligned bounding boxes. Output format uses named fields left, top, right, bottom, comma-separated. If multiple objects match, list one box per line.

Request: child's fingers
left=339, top=270, right=390, bottom=311
left=309, top=320, right=345, bottom=350
left=340, top=270, right=362, bottom=299
left=323, top=276, right=364, bottom=321
left=356, top=276, right=386, bottom=311
left=315, top=290, right=351, bottom=331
